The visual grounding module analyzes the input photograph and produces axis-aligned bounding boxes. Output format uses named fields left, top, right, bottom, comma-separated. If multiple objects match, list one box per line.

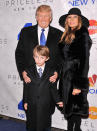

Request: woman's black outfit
left=59, top=26, right=92, bottom=131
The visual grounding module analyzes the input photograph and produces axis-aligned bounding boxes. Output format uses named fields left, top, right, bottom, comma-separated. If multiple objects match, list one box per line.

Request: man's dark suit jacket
left=23, top=64, right=60, bottom=131
left=15, top=25, right=63, bottom=79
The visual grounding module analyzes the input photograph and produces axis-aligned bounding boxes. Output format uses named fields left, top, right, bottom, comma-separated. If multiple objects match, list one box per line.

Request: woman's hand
left=72, top=89, right=81, bottom=95
left=22, top=71, right=31, bottom=83
left=49, top=72, right=58, bottom=83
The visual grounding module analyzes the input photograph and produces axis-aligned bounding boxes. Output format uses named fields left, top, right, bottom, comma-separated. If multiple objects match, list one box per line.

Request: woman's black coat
left=59, top=26, right=92, bottom=118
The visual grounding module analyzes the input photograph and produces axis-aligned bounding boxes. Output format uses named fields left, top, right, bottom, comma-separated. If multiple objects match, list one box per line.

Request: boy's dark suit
left=23, top=64, right=60, bottom=131
left=15, top=25, right=62, bottom=80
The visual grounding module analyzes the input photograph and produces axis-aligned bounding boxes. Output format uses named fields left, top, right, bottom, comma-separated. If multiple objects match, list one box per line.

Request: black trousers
left=67, top=115, right=82, bottom=131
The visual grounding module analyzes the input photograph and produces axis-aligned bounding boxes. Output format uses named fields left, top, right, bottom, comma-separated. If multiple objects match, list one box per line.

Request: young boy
left=23, top=45, right=62, bottom=131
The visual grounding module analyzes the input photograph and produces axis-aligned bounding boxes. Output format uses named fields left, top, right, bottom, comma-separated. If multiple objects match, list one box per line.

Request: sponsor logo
left=3, top=0, right=54, bottom=12
left=89, top=74, right=97, bottom=94
left=89, top=88, right=97, bottom=94
left=0, top=38, right=7, bottom=48
left=18, top=100, right=26, bottom=119
left=89, top=74, right=97, bottom=87
left=18, top=113, right=25, bottom=119
left=18, top=100, right=24, bottom=110
left=68, top=0, right=96, bottom=6
left=89, top=107, right=97, bottom=119
left=18, top=23, right=32, bottom=40
left=8, top=74, right=22, bottom=86
left=89, top=20, right=97, bottom=35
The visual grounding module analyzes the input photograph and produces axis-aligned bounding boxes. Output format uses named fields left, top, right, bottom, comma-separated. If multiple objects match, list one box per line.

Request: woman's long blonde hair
left=60, top=15, right=82, bottom=44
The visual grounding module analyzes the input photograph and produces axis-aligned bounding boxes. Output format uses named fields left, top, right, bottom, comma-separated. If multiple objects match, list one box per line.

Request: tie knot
left=38, top=67, right=42, bottom=72
left=41, top=28, right=45, bottom=32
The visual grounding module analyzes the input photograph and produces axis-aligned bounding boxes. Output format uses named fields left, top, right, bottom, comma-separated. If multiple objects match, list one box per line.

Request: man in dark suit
left=23, top=45, right=63, bottom=131
left=15, top=5, right=62, bottom=83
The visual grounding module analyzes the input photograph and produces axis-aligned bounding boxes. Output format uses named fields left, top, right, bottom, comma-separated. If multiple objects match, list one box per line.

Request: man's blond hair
left=36, top=5, right=52, bottom=17
left=33, top=45, right=49, bottom=58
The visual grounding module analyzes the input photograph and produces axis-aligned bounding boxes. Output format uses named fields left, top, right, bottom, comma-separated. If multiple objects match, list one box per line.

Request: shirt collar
left=38, top=25, right=49, bottom=33
left=36, top=64, right=45, bottom=73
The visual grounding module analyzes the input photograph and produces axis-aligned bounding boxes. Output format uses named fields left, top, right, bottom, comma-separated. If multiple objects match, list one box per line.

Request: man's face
left=36, top=11, right=52, bottom=28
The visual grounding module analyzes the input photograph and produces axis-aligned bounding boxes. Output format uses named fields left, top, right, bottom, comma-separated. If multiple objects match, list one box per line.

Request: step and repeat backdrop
left=0, top=0, right=97, bottom=130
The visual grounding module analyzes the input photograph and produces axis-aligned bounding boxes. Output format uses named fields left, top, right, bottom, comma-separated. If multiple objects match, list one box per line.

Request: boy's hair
left=36, top=5, right=52, bottom=17
left=33, top=45, right=49, bottom=58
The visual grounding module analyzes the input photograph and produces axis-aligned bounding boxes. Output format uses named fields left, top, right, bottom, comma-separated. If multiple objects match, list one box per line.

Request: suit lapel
left=34, top=65, right=41, bottom=78
left=41, top=65, right=50, bottom=79
left=30, top=25, right=39, bottom=45
left=28, top=65, right=39, bottom=79
left=46, top=26, right=53, bottom=47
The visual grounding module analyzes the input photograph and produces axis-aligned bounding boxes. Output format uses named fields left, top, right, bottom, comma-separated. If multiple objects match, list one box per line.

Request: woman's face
left=67, top=14, right=79, bottom=30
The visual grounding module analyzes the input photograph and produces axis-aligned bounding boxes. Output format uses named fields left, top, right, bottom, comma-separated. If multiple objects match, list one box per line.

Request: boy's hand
left=57, top=102, right=63, bottom=107
left=22, top=71, right=31, bottom=83
left=24, top=103, right=28, bottom=110
left=72, top=89, right=81, bottom=95
left=49, top=72, right=58, bottom=83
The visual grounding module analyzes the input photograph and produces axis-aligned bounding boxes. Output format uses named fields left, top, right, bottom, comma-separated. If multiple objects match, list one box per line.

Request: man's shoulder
left=21, top=25, right=37, bottom=32
left=49, top=26, right=63, bottom=33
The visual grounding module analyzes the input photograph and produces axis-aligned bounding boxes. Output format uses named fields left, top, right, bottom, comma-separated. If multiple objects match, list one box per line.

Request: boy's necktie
left=38, top=67, right=42, bottom=77
left=40, top=29, right=46, bottom=46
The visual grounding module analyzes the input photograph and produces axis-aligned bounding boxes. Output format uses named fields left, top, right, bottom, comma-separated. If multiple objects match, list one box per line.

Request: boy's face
left=33, top=52, right=49, bottom=67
